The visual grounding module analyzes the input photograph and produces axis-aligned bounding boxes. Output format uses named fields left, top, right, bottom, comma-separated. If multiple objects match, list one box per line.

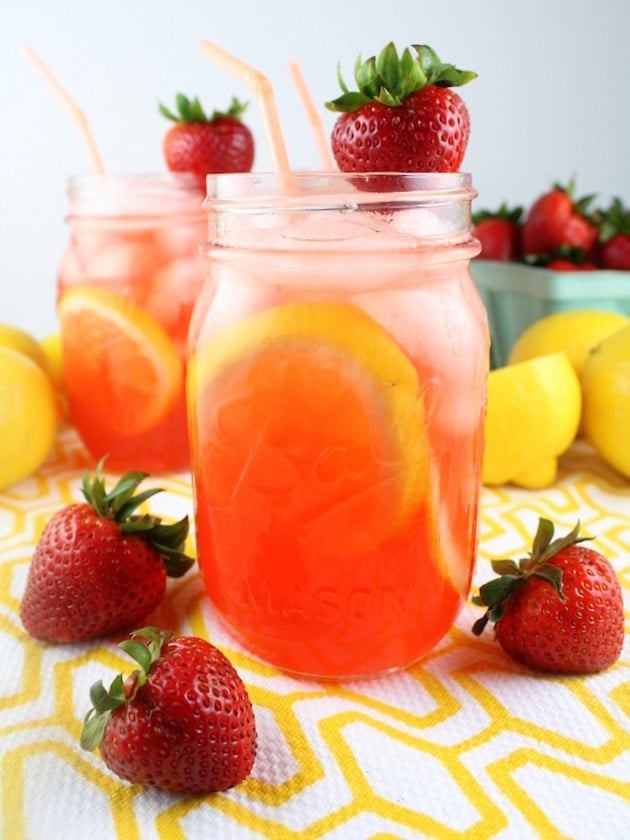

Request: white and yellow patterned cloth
left=1, top=428, right=629, bottom=839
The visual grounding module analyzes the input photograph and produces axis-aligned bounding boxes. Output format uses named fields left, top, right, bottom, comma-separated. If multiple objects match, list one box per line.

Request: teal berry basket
left=470, top=260, right=630, bottom=368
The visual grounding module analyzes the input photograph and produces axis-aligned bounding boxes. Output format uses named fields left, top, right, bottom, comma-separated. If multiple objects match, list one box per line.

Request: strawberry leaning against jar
left=20, top=461, right=194, bottom=643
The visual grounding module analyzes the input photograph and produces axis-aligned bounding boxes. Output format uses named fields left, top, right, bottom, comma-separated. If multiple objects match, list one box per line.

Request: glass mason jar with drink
left=187, top=171, right=489, bottom=679
left=57, top=173, right=207, bottom=473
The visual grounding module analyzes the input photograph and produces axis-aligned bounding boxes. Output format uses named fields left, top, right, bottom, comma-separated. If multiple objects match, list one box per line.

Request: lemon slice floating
left=483, top=353, right=581, bottom=488
left=189, top=302, right=428, bottom=551
left=59, top=285, right=182, bottom=436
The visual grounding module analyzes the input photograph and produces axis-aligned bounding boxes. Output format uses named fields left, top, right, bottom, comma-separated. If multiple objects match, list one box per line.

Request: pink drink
left=58, top=173, right=207, bottom=472
left=188, top=171, right=489, bottom=678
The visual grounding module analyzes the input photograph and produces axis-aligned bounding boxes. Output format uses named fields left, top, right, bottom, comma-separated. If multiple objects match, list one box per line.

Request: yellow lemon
left=0, top=322, right=49, bottom=372
left=508, top=309, right=629, bottom=378
left=40, top=333, right=65, bottom=392
left=483, top=353, right=581, bottom=488
left=581, top=322, right=630, bottom=479
left=0, top=347, right=58, bottom=490
left=40, top=333, right=69, bottom=424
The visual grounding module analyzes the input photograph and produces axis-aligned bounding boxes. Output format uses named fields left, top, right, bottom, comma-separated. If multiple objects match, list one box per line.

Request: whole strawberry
left=473, top=203, right=523, bottom=261
left=159, top=93, right=254, bottom=187
left=596, top=197, right=630, bottom=270
left=20, top=462, right=194, bottom=643
left=520, top=182, right=598, bottom=260
left=472, top=518, right=624, bottom=674
left=325, top=43, right=476, bottom=173
left=81, top=627, right=257, bottom=793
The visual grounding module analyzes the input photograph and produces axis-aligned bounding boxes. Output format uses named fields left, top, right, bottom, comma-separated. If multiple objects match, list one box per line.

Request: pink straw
left=23, top=46, right=106, bottom=174
left=198, top=40, right=291, bottom=174
left=289, top=60, right=335, bottom=169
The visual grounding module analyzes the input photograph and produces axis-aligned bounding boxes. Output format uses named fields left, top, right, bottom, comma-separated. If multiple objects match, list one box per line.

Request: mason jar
left=57, top=172, right=207, bottom=473
left=188, top=171, right=488, bottom=678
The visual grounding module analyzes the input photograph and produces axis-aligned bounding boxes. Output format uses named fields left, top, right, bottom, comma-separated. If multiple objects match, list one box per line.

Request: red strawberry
left=80, top=627, right=257, bottom=793
left=159, top=94, right=254, bottom=187
left=546, top=257, right=597, bottom=271
left=521, top=182, right=598, bottom=260
left=20, top=462, right=194, bottom=643
left=600, top=234, right=630, bottom=270
left=472, top=518, right=624, bottom=674
left=596, top=197, right=630, bottom=270
left=473, top=204, right=523, bottom=261
left=325, top=43, right=476, bottom=173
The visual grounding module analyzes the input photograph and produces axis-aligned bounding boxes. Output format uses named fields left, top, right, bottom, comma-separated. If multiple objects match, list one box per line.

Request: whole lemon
left=40, top=333, right=65, bottom=392
left=483, top=353, right=581, bottom=488
left=0, top=322, right=49, bottom=371
left=0, top=347, right=58, bottom=491
left=581, top=323, right=630, bottom=479
left=40, top=333, right=68, bottom=423
left=508, top=309, right=629, bottom=378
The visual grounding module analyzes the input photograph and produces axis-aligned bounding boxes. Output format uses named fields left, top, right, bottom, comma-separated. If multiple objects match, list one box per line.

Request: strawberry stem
left=80, top=627, right=172, bottom=752
left=471, top=518, right=592, bottom=636
left=159, top=93, right=248, bottom=124
left=593, top=196, right=630, bottom=242
left=326, top=42, right=476, bottom=113
left=472, top=203, right=523, bottom=225
left=81, top=459, right=194, bottom=578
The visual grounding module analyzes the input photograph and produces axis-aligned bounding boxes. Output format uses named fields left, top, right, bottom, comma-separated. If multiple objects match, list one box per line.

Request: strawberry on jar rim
left=81, top=627, right=257, bottom=793
left=20, top=460, right=194, bottom=643
left=325, top=43, right=476, bottom=174
left=472, top=518, right=624, bottom=675
left=159, top=93, right=255, bottom=188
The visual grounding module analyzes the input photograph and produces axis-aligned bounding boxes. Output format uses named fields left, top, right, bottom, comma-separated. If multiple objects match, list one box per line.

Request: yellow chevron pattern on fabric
left=1, top=428, right=629, bottom=839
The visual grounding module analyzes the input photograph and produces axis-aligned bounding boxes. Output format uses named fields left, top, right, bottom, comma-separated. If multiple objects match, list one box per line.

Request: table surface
left=1, top=426, right=629, bottom=840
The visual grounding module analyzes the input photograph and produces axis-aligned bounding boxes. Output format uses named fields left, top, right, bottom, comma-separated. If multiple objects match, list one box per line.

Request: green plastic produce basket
left=470, top=260, right=630, bottom=368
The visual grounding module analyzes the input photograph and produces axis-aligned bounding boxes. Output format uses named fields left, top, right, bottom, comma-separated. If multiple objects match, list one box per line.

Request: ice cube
left=81, top=233, right=165, bottom=297
left=142, top=256, right=207, bottom=350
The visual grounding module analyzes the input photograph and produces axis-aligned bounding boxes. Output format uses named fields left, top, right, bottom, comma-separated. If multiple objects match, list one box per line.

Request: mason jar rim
left=65, top=172, right=205, bottom=219
left=203, top=170, right=476, bottom=214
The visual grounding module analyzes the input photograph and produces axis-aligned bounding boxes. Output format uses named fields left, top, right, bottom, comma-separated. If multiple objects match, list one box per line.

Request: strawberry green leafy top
left=471, top=518, right=590, bottom=634
left=81, top=458, right=193, bottom=578
left=325, top=42, right=477, bottom=113
left=81, top=626, right=170, bottom=750
left=159, top=93, right=248, bottom=124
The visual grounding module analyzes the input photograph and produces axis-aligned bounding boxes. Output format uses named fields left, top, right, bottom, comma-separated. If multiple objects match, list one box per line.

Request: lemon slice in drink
left=483, top=353, right=581, bottom=488
left=189, top=302, right=428, bottom=551
left=59, top=285, right=182, bottom=436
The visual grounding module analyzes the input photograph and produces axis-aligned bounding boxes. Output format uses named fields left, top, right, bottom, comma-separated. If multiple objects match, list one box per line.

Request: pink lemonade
left=187, top=172, right=489, bottom=678
left=57, top=174, right=207, bottom=473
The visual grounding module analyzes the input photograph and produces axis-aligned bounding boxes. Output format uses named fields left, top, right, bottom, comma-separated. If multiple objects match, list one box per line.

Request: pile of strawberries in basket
left=473, top=182, right=630, bottom=270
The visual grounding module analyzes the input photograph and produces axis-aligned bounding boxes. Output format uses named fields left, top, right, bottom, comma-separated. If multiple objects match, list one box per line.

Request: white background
left=2, top=0, right=628, bottom=339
